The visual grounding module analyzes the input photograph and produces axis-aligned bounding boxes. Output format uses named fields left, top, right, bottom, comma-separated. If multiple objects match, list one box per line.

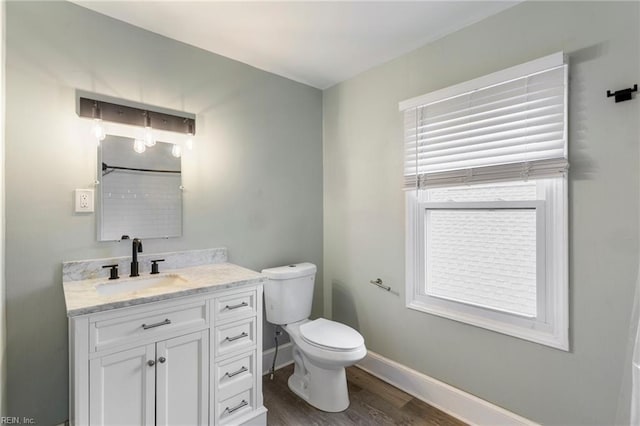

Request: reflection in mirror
left=98, top=135, right=182, bottom=241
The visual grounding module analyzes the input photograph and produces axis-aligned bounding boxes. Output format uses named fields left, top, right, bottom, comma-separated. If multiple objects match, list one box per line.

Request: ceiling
left=71, top=1, right=520, bottom=90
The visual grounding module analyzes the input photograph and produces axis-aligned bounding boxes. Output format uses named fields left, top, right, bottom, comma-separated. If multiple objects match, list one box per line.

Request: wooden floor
left=263, top=364, right=467, bottom=426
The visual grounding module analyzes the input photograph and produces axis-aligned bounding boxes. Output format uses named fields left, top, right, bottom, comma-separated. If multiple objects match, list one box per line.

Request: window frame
left=406, top=178, right=569, bottom=350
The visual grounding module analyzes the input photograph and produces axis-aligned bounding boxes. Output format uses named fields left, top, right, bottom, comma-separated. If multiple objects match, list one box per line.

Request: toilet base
left=287, top=346, right=350, bottom=412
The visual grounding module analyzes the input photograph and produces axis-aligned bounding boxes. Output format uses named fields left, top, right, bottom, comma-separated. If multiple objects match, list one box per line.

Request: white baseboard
left=262, top=342, right=294, bottom=376
left=262, top=344, right=535, bottom=425
left=357, top=351, right=538, bottom=426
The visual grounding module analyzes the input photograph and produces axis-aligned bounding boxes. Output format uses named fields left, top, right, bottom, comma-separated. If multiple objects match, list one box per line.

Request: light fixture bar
left=78, top=97, right=196, bottom=135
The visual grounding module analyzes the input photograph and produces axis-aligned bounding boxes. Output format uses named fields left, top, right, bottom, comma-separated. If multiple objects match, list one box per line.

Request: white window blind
left=400, top=52, right=568, bottom=189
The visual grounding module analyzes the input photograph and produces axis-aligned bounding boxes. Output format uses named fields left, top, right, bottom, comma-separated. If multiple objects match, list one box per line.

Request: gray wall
left=323, top=1, right=639, bottom=425
left=5, top=2, right=322, bottom=424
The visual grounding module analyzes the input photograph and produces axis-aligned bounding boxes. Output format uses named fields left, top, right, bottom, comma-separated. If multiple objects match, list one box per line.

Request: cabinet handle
left=224, top=366, right=248, bottom=378
left=141, top=319, right=171, bottom=330
left=224, top=301, right=248, bottom=310
left=224, top=332, right=248, bottom=342
left=147, top=360, right=155, bottom=367
left=224, top=399, right=248, bottom=414
left=158, top=357, right=166, bottom=364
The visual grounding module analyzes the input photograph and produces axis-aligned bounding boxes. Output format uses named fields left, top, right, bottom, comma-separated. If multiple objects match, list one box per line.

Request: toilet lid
left=299, top=318, right=364, bottom=351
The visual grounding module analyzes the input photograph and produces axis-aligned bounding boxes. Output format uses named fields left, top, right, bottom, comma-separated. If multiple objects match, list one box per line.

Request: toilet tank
left=262, top=263, right=317, bottom=325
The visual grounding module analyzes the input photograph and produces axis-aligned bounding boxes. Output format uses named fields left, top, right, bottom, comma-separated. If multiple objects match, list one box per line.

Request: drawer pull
left=224, top=399, right=248, bottom=414
left=224, top=366, right=248, bottom=378
left=225, top=332, right=248, bottom=342
left=142, top=318, right=171, bottom=330
left=224, top=301, right=248, bottom=310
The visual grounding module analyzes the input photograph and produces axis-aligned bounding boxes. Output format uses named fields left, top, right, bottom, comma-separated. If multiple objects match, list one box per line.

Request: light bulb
left=171, top=144, right=182, bottom=158
left=133, top=139, right=146, bottom=153
left=185, top=133, right=193, bottom=151
left=92, top=119, right=106, bottom=142
left=143, top=127, right=156, bottom=147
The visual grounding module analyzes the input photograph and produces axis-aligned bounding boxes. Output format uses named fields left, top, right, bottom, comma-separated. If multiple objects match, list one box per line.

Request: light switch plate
left=75, top=189, right=94, bottom=213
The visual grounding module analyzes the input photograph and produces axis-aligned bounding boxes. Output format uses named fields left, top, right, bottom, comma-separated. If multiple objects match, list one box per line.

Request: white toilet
left=262, top=262, right=367, bottom=412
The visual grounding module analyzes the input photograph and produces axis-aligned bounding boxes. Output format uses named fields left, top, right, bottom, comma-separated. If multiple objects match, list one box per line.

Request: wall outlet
left=75, top=189, right=94, bottom=213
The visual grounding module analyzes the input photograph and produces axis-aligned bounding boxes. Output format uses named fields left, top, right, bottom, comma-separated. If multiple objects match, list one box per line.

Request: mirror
left=97, top=135, right=182, bottom=241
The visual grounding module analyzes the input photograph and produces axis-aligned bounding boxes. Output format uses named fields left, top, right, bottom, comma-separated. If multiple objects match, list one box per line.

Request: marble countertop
left=63, top=262, right=265, bottom=317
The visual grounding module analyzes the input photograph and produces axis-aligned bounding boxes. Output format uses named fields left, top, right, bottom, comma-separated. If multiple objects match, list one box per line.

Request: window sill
left=407, top=299, right=568, bottom=351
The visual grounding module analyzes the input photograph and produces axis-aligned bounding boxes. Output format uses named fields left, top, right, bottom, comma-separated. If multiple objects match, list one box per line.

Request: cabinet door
left=89, top=344, right=156, bottom=426
left=156, top=330, right=209, bottom=426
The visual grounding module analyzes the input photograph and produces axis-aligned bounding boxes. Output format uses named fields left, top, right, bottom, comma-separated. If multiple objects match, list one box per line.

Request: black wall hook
left=607, top=84, right=637, bottom=103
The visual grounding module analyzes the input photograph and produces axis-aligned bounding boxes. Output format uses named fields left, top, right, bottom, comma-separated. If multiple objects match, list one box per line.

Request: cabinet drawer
left=214, top=317, right=256, bottom=357
left=217, top=388, right=254, bottom=425
left=216, top=351, right=255, bottom=401
left=91, top=300, right=208, bottom=352
left=214, top=290, right=256, bottom=322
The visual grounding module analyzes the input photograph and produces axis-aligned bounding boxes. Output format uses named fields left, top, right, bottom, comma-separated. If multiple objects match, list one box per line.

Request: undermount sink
left=96, top=274, right=187, bottom=296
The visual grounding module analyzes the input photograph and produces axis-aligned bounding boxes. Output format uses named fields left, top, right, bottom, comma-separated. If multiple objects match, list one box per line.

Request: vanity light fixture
left=142, top=111, right=156, bottom=147
left=91, top=101, right=106, bottom=143
left=171, top=144, right=182, bottom=158
left=185, top=119, right=195, bottom=151
left=133, top=139, right=146, bottom=154
left=77, top=94, right=197, bottom=153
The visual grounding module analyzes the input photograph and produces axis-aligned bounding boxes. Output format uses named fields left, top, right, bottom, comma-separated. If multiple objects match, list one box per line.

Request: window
left=401, top=53, right=568, bottom=350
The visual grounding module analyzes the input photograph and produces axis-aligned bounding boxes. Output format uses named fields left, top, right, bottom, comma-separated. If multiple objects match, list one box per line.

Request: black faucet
left=130, top=238, right=143, bottom=277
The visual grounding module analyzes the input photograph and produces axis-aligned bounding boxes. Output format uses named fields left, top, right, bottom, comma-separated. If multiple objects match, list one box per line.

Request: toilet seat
left=299, top=318, right=364, bottom=351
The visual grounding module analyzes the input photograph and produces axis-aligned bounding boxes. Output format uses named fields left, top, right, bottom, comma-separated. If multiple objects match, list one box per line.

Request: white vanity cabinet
left=89, top=330, right=209, bottom=426
left=68, top=284, right=266, bottom=426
